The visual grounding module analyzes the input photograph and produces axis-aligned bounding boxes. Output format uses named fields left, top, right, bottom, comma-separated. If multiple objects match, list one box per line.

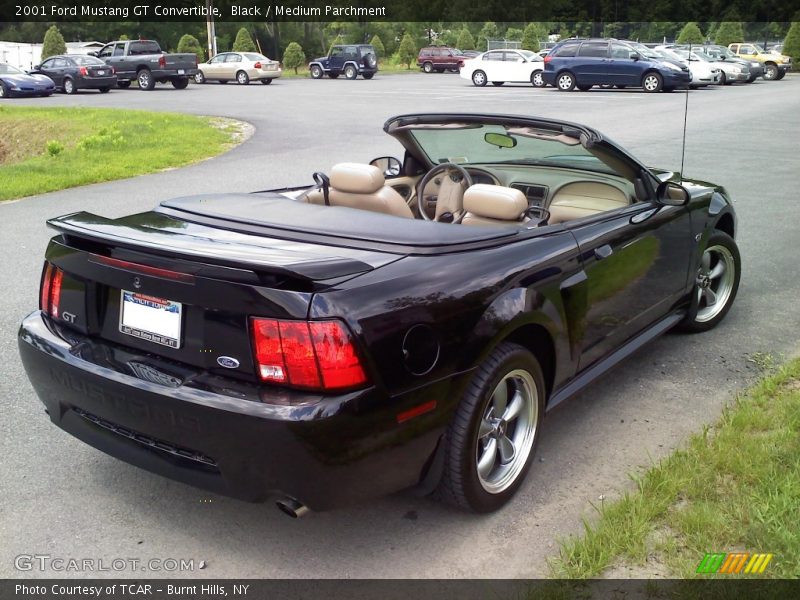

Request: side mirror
left=656, top=181, right=690, bottom=206
left=630, top=52, right=640, bottom=61
left=32, top=64, right=40, bottom=70
left=370, top=156, right=402, bottom=177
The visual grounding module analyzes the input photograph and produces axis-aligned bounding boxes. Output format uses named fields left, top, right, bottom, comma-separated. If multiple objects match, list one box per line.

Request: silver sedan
left=195, top=52, right=282, bottom=85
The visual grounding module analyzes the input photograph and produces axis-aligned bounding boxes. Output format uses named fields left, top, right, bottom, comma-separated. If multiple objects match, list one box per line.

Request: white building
left=65, top=41, right=105, bottom=55
left=0, top=40, right=105, bottom=69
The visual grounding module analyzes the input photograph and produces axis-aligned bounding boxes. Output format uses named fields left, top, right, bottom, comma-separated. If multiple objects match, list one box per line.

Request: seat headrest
left=330, top=163, right=385, bottom=194
left=463, top=184, right=528, bottom=221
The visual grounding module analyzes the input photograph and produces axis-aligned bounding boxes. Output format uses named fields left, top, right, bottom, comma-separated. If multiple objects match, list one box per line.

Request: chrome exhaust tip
left=276, top=497, right=310, bottom=519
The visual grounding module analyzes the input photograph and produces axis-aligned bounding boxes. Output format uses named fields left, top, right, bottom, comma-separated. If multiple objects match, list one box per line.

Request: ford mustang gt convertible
left=18, top=113, right=740, bottom=516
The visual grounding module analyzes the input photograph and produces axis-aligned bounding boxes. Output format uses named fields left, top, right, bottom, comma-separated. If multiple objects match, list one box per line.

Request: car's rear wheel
left=436, top=342, right=545, bottom=512
left=117, top=80, right=131, bottom=89
left=577, top=84, right=592, bottom=91
left=63, top=77, right=76, bottom=95
left=194, top=71, right=206, bottom=84
left=472, top=70, right=487, bottom=87
left=310, top=65, right=323, bottom=79
left=327, top=72, right=339, bottom=79
left=556, top=71, right=576, bottom=91
left=423, top=61, right=433, bottom=73
left=530, top=70, right=545, bottom=87
left=260, top=78, right=272, bottom=85
left=219, top=80, right=228, bottom=84
left=0, top=81, right=8, bottom=98
left=344, top=65, right=358, bottom=80
left=642, top=72, right=663, bottom=93
left=491, top=81, right=504, bottom=86
left=99, top=87, right=110, bottom=93
left=362, top=72, right=374, bottom=79
left=236, top=70, right=250, bottom=85
left=763, top=63, right=778, bottom=80
left=776, top=70, right=786, bottom=80
left=171, top=77, right=189, bottom=89
left=137, top=69, right=155, bottom=90
left=679, top=232, right=741, bottom=333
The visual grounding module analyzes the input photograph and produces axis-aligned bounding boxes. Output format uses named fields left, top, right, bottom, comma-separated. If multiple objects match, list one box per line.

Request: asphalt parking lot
left=2, top=72, right=799, bottom=579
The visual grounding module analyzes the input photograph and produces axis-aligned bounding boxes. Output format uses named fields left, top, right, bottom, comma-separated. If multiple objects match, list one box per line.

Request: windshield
left=519, top=50, right=542, bottom=62
left=656, top=48, right=683, bottom=62
left=406, top=123, right=620, bottom=176
left=72, top=56, right=106, bottom=66
left=626, top=42, right=661, bottom=59
left=0, top=64, right=23, bottom=74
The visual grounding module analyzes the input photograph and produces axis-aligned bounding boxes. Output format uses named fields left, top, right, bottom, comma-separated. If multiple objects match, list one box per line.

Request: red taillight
left=250, top=318, right=368, bottom=391
left=254, top=61, right=262, bottom=69
left=88, top=254, right=195, bottom=283
left=544, top=55, right=552, bottom=63
left=40, top=263, right=64, bottom=318
left=159, top=55, right=166, bottom=68
left=79, top=66, right=88, bottom=76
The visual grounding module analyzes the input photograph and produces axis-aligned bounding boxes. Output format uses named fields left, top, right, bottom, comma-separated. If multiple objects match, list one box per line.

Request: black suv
left=309, top=44, right=378, bottom=80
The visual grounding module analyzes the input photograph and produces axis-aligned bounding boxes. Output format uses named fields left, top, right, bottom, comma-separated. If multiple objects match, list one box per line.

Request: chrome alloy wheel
left=475, top=370, right=539, bottom=494
left=695, top=244, right=736, bottom=323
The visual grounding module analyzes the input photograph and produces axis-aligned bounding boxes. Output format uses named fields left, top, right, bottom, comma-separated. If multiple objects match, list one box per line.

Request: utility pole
left=205, top=0, right=217, bottom=59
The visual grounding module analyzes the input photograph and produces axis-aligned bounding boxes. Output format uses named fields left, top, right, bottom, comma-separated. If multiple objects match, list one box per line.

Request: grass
left=0, top=106, right=244, bottom=201
left=550, top=356, right=800, bottom=579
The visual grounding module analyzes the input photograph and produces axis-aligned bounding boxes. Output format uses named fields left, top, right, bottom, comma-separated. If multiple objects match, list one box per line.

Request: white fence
left=0, top=42, right=42, bottom=70
left=487, top=39, right=522, bottom=50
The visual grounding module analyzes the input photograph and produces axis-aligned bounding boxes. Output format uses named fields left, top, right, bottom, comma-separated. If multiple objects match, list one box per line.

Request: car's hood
left=2, top=73, right=53, bottom=85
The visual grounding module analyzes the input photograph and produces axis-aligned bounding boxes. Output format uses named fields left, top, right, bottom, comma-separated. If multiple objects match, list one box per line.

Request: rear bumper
left=76, top=76, right=117, bottom=89
left=18, top=312, right=449, bottom=510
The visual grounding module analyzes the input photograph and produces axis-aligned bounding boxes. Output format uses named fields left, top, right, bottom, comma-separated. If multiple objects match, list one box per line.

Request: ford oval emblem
left=217, top=356, right=240, bottom=369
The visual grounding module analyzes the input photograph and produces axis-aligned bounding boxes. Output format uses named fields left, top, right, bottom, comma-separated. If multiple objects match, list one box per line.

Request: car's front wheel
left=117, top=80, right=131, bottom=89
left=0, top=81, right=9, bottom=98
left=776, top=69, right=786, bottom=80
left=194, top=71, right=206, bottom=84
left=530, top=70, right=545, bottom=87
left=642, top=72, right=663, bottom=93
left=99, top=87, right=110, bottom=93
left=472, top=70, right=487, bottom=86
left=556, top=71, right=576, bottom=91
left=763, top=63, right=778, bottom=80
left=423, top=61, right=433, bottom=73
left=436, top=342, right=545, bottom=512
left=310, top=65, right=323, bottom=79
left=679, top=231, right=741, bottom=333
left=261, top=78, right=272, bottom=85
left=491, top=81, right=504, bottom=86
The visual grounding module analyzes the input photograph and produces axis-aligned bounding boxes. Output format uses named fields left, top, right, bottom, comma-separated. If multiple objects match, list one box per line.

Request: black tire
left=642, top=71, right=663, bottom=93
left=747, top=74, right=758, bottom=83
left=719, top=71, right=728, bottom=85
left=117, top=80, right=131, bottom=89
left=678, top=231, right=741, bottom=333
left=491, top=81, right=504, bottom=86
left=577, top=84, right=592, bottom=91
left=344, top=64, right=358, bottom=80
left=310, top=65, right=323, bottom=79
left=472, top=70, right=487, bottom=87
left=0, top=81, right=9, bottom=98
left=663, top=86, right=675, bottom=92
left=436, top=342, right=545, bottom=513
left=423, top=61, right=433, bottom=73
left=364, top=53, right=377, bottom=69
left=615, top=84, right=627, bottom=89
left=763, top=63, right=778, bottom=80
left=219, top=80, right=228, bottom=84
left=260, top=78, right=273, bottom=84
left=362, top=72, right=374, bottom=79
left=556, top=71, right=576, bottom=91
left=776, top=70, right=786, bottom=80
left=99, top=87, right=110, bottom=93
left=327, top=72, right=339, bottom=79
left=531, top=70, right=545, bottom=87
left=236, top=70, right=250, bottom=85
left=63, top=77, right=76, bottom=95
left=171, top=77, right=189, bottom=89
left=436, top=68, right=445, bottom=73
left=137, top=69, right=155, bottom=90
left=194, top=71, right=206, bottom=84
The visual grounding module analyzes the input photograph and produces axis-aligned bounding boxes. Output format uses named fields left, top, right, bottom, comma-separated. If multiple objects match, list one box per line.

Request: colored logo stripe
left=697, top=552, right=774, bottom=574
left=744, top=553, right=774, bottom=574
left=697, top=553, right=726, bottom=574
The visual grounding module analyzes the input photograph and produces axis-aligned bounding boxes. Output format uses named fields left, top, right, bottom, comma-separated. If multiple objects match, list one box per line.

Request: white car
left=655, top=47, right=721, bottom=87
left=684, top=48, right=750, bottom=84
left=195, top=52, right=282, bottom=85
left=459, top=49, right=546, bottom=87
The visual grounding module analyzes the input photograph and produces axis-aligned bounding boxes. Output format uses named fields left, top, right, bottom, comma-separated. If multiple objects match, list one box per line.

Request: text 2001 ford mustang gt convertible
left=18, top=114, right=740, bottom=516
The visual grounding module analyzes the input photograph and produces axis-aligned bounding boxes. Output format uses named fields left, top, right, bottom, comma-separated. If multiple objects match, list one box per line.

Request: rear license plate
left=98, top=70, right=108, bottom=75
left=177, top=69, right=185, bottom=75
left=119, top=290, right=182, bottom=349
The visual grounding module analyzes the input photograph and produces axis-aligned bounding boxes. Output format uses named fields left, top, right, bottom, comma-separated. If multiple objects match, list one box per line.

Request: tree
left=41, top=25, right=66, bottom=60
left=177, top=34, right=204, bottom=63
left=282, top=42, right=305, bottom=74
left=783, top=21, right=800, bottom=65
left=715, top=21, right=745, bottom=47
left=505, top=27, right=523, bottom=41
left=232, top=28, right=256, bottom=52
left=521, top=22, right=546, bottom=52
left=397, top=33, right=417, bottom=69
left=370, top=34, right=385, bottom=58
left=677, top=22, right=705, bottom=44
left=478, top=22, right=498, bottom=51
left=456, top=27, right=475, bottom=50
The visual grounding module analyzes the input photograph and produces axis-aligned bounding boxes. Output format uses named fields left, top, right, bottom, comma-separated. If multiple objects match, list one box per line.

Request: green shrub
left=456, top=27, right=475, bottom=51
left=177, top=34, right=204, bottom=63
left=282, top=42, right=306, bottom=74
left=41, top=26, right=66, bottom=60
left=715, top=21, right=745, bottom=47
left=522, top=23, right=547, bottom=52
left=782, top=21, right=800, bottom=65
left=370, top=35, right=385, bottom=57
left=677, top=22, right=705, bottom=45
left=46, top=140, right=64, bottom=157
left=232, top=28, right=256, bottom=53
left=397, top=33, right=417, bottom=69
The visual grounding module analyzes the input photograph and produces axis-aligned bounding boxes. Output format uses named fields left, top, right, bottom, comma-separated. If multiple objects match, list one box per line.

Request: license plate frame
left=177, top=69, right=185, bottom=75
left=119, top=290, right=182, bottom=349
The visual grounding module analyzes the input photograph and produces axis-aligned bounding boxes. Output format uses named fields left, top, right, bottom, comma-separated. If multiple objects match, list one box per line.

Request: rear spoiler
left=47, top=212, right=377, bottom=281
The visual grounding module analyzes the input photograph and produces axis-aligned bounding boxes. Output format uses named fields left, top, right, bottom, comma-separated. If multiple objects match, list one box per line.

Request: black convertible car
left=18, top=113, right=740, bottom=516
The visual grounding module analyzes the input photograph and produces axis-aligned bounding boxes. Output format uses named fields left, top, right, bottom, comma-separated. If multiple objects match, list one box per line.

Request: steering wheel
left=416, top=163, right=474, bottom=223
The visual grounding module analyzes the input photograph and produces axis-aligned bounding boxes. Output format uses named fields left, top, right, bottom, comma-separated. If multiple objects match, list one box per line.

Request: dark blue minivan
left=542, top=38, right=690, bottom=92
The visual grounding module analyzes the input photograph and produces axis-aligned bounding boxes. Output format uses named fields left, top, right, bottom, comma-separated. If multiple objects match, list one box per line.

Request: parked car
left=92, top=39, right=198, bottom=90
left=458, top=49, right=481, bottom=59
left=728, top=43, right=792, bottom=80
left=30, top=55, right=116, bottom=94
left=0, top=63, right=54, bottom=98
left=655, top=47, right=721, bottom=87
left=543, top=38, right=691, bottom=92
left=459, top=49, right=546, bottom=87
left=195, top=52, right=282, bottom=85
left=309, top=44, right=378, bottom=80
left=18, top=112, right=741, bottom=515
left=696, top=44, right=763, bottom=82
left=675, top=47, right=750, bottom=84
left=417, top=46, right=461, bottom=73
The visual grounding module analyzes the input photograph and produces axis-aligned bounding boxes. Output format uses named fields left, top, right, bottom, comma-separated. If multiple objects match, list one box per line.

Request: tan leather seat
left=322, top=163, right=413, bottom=218
left=548, top=182, right=630, bottom=224
left=461, top=184, right=529, bottom=226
